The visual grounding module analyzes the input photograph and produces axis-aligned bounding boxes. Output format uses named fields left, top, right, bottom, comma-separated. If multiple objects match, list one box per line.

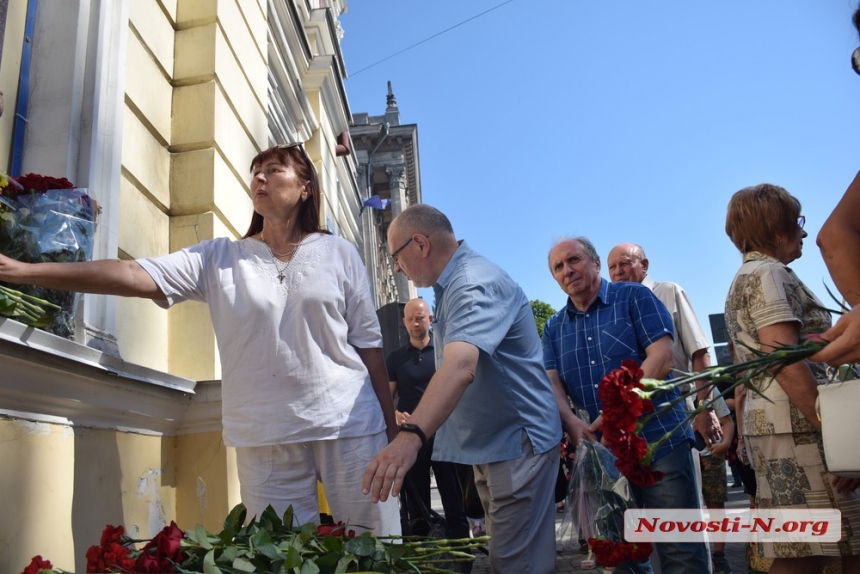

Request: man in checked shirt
left=542, top=237, right=709, bottom=574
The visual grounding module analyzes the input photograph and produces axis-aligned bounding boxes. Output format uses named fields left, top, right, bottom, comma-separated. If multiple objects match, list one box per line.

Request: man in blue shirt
left=363, top=204, right=563, bottom=574
left=542, top=237, right=708, bottom=574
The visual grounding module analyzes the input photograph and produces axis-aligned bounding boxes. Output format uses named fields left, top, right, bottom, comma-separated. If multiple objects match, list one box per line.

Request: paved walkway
left=431, top=479, right=751, bottom=573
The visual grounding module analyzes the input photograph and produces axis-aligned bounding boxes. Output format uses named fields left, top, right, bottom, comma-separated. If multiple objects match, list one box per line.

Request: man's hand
left=564, top=415, right=597, bottom=444
left=395, top=410, right=410, bottom=425
left=362, top=431, right=421, bottom=502
left=693, top=409, right=722, bottom=447
left=831, top=475, right=860, bottom=494
left=709, top=441, right=729, bottom=458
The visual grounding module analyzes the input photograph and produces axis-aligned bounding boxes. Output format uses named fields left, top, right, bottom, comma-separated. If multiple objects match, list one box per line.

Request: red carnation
left=13, top=173, right=75, bottom=194
left=317, top=521, right=356, bottom=538
left=21, top=555, right=53, bottom=574
left=598, top=360, right=666, bottom=487
left=588, top=537, right=653, bottom=568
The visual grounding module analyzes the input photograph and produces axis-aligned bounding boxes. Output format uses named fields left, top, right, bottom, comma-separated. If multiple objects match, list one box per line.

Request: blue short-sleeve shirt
left=542, top=279, right=692, bottom=460
left=431, top=241, right=562, bottom=464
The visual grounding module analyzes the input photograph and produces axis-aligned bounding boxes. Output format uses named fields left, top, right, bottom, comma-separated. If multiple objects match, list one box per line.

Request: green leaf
left=334, top=554, right=358, bottom=573
left=203, top=548, right=222, bottom=574
left=225, top=503, right=248, bottom=531
left=188, top=524, right=215, bottom=549
left=260, top=504, right=283, bottom=531
left=250, top=529, right=282, bottom=560
left=282, top=506, right=295, bottom=529
left=221, top=545, right=238, bottom=562
left=284, top=546, right=302, bottom=569
left=299, top=560, right=320, bottom=574
left=322, top=535, right=345, bottom=553
left=231, top=556, right=256, bottom=572
left=344, top=535, right=376, bottom=557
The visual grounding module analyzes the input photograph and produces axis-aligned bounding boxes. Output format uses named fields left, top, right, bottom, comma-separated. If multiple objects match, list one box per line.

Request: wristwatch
left=398, top=423, right=427, bottom=447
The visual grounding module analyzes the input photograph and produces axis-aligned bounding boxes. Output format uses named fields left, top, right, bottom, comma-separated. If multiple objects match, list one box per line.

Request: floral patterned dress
left=725, top=251, right=860, bottom=558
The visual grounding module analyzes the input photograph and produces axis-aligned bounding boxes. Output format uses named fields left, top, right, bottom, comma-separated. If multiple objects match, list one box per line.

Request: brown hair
left=243, top=145, right=331, bottom=238
left=725, top=183, right=801, bottom=254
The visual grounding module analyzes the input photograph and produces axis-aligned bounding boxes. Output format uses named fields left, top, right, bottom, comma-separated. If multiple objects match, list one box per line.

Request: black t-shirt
left=385, top=337, right=436, bottom=414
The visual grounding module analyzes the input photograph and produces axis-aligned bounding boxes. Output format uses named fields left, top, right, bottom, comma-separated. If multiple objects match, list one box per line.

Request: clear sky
left=340, top=2, right=859, bottom=344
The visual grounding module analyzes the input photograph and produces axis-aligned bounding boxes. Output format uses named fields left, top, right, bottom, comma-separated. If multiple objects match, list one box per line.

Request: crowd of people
left=1, top=8, right=860, bottom=574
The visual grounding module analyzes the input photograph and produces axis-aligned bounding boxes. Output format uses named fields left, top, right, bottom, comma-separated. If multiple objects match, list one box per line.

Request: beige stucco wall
left=2, top=1, right=362, bottom=571
left=0, top=0, right=27, bottom=170
left=0, top=419, right=207, bottom=574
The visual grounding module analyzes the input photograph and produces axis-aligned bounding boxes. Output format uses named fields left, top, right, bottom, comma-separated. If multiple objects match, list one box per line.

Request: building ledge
left=0, top=318, right=222, bottom=436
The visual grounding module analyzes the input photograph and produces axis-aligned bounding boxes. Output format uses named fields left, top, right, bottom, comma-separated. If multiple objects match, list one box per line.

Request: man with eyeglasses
left=363, top=204, right=563, bottom=574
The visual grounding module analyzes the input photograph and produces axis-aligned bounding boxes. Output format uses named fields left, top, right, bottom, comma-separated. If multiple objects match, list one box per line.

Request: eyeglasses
left=390, top=237, right=414, bottom=264
left=853, top=47, right=860, bottom=76
left=797, top=215, right=806, bottom=229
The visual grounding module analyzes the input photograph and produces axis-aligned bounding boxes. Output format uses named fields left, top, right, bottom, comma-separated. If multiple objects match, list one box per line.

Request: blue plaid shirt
left=542, top=279, right=692, bottom=460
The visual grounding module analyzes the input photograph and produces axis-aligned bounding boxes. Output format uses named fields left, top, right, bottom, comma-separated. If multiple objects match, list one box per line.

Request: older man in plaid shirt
left=542, top=236, right=709, bottom=574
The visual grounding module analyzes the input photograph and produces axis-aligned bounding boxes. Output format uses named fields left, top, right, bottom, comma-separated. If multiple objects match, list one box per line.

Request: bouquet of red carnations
left=598, top=339, right=831, bottom=488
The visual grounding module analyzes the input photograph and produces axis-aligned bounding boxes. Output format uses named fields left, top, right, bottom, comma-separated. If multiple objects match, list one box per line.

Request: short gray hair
left=393, top=204, right=454, bottom=236
left=548, top=236, right=600, bottom=266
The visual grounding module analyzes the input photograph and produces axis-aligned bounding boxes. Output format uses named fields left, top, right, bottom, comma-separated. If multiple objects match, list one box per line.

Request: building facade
left=0, top=1, right=398, bottom=571
left=351, top=81, right=421, bottom=308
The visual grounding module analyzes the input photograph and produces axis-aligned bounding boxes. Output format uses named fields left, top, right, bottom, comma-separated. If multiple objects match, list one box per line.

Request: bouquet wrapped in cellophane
left=0, top=172, right=96, bottom=338
left=558, top=416, right=653, bottom=569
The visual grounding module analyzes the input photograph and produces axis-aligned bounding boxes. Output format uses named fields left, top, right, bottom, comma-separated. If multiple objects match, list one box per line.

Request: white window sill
left=0, top=318, right=221, bottom=435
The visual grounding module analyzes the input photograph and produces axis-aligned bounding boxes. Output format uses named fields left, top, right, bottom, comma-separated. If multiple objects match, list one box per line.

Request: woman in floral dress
left=724, top=183, right=860, bottom=573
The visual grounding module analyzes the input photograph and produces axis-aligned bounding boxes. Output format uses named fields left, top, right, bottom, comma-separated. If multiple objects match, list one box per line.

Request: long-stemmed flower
left=599, top=338, right=830, bottom=487
left=21, top=503, right=488, bottom=574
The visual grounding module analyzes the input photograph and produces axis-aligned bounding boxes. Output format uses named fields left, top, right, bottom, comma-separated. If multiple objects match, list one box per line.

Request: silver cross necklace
left=261, top=231, right=301, bottom=283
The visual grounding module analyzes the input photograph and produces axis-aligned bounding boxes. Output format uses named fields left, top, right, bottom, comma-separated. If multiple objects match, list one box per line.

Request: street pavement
left=431, top=473, right=751, bottom=573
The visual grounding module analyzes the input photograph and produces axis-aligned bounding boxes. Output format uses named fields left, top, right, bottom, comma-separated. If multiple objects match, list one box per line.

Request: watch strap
left=398, top=423, right=427, bottom=447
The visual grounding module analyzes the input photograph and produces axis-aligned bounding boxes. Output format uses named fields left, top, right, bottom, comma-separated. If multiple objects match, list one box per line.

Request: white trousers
left=236, top=431, right=401, bottom=536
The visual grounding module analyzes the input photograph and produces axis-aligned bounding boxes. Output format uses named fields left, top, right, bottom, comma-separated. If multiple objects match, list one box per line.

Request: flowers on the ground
left=0, top=171, right=96, bottom=338
left=21, top=503, right=487, bottom=574
left=598, top=338, right=830, bottom=487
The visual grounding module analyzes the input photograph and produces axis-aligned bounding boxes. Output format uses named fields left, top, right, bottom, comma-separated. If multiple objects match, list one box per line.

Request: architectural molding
left=0, top=319, right=223, bottom=436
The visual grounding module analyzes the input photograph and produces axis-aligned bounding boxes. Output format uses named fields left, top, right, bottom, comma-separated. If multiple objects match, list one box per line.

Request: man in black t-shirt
left=386, top=298, right=470, bottom=542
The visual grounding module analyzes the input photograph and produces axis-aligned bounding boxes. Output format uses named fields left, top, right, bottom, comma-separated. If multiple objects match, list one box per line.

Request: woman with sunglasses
left=0, top=144, right=401, bottom=535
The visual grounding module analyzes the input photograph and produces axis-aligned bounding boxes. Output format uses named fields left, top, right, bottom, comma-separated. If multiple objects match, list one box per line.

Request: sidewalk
left=432, top=480, right=751, bottom=573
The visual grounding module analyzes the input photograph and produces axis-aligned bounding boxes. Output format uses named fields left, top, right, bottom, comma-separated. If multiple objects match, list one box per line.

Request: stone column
left=386, top=164, right=416, bottom=301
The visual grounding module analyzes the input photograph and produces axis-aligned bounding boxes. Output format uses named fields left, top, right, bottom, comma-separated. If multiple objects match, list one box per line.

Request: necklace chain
left=260, top=230, right=301, bottom=283
left=261, top=230, right=301, bottom=257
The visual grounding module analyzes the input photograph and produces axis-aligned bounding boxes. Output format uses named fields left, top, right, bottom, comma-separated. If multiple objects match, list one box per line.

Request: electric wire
left=349, top=0, right=517, bottom=77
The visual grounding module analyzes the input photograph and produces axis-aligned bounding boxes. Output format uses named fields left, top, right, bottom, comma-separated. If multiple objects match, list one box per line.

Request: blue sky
left=341, top=2, right=859, bottom=344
